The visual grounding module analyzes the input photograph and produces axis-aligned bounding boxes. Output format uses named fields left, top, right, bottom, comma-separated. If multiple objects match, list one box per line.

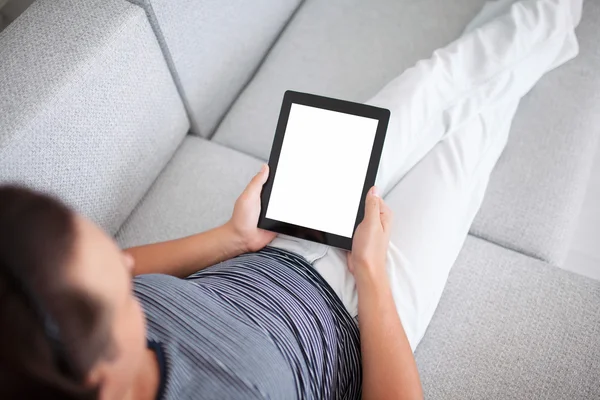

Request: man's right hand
left=347, top=186, right=393, bottom=281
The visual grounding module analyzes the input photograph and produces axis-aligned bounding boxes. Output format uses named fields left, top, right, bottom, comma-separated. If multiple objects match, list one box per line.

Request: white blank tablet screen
left=265, top=103, right=378, bottom=238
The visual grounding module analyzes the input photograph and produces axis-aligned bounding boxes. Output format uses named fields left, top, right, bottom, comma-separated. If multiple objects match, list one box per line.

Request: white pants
left=272, top=0, right=581, bottom=350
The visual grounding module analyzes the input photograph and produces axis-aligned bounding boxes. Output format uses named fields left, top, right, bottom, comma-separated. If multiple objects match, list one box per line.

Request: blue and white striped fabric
left=134, top=246, right=361, bottom=399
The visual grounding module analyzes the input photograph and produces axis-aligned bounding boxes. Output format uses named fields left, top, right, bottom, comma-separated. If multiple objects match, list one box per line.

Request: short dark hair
left=0, top=186, right=114, bottom=399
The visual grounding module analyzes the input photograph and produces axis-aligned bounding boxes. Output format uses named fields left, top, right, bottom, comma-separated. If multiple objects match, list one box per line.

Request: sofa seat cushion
left=416, top=235, right=600, bottom=399
left=0, top=0, right=189, bottom=235
left=212, top=0, right=600, bottom=265
left=116, top=136, right=262, bottom=247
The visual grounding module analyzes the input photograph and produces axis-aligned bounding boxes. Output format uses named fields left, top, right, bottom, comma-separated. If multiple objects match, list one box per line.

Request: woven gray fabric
left=128, top=0, right=302, bottom=137
left=212, top=0, right=600, bottom=265
left=470, top=0, right=600, bottom=265
left=0, top=0, right=189, bottom=235
left=416, top=236, right=600, bottom=399
left=116, top=136, right=263, bottom=247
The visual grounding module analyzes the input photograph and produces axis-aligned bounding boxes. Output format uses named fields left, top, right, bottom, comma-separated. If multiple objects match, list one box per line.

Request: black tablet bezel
left=258, top=90, right=390, bottom=251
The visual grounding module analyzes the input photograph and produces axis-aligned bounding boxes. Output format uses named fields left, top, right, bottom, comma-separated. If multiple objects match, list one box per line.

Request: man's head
left=0, top=186, right=147, bottom=399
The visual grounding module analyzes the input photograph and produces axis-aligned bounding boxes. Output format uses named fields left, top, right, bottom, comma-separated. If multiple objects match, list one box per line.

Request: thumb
left=363, top=186, right=381, bottom=223
left=247, top=164, right=269, bottom=193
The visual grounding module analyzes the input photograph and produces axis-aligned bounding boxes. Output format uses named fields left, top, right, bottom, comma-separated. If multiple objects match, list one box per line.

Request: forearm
left=126, top=222, right=247, bottom=278
left=356, top=268, right=423, bottom=400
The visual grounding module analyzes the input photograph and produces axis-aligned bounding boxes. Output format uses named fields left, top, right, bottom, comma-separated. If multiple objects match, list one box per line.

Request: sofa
left=1, top=0, right=599, bottom=398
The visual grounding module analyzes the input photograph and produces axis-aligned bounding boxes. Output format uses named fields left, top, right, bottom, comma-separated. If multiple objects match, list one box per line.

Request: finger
left=345, top=251, right=355, bottom=274
left=363, top=186, right=381, bottom=224
left=246, top=164, right=269, bottom=194
left=379, top=198, right=393, bottom=233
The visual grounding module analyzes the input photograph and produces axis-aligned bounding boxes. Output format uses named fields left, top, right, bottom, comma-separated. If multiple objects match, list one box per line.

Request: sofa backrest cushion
left=0, top=0, right=189, bottom=235
left=127, top=0, right=302, bottom=138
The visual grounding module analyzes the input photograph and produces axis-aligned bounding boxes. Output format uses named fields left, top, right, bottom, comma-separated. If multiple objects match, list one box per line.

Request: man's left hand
left=227, top=164, right=277, bottom=253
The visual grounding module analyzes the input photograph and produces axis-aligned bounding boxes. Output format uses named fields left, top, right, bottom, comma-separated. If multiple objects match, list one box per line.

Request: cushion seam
left=125, top=0, right=199, bottom=135
left=207, top=0, right=308, bottom=141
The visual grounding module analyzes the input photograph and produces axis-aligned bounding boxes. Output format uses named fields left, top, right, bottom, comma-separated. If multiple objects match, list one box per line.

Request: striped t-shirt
left=133, top=247, right=361, bottom=399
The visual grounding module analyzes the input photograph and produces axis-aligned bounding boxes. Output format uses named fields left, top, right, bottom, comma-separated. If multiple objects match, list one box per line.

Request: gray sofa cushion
left=211, top=0, right=600, bottom=265
left=116, top=136, right=262, bottom=247
left=0, top=0, right=189, bottom=235
left=416, top=235, right=600, bottom=399
left=128, top=0, right=302, bottom=138
left=213, top=0, right=487, bottom=159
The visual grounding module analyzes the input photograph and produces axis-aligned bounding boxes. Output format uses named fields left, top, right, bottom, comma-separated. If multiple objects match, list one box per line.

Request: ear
left=85, top=360, right=110, bottom=399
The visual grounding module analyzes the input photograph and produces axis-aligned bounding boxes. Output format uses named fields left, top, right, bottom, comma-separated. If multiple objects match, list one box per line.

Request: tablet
left=258, top=90, right=389, bottom=250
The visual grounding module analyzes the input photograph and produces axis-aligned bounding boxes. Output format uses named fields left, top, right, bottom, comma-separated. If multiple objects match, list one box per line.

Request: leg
left=379, top=0, right=580, bottom=350
left=313, top=0, right=581, bottom=350
left=381, top=99, right=519, bottom=349
left=369, top=0, right=580, bottom=196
